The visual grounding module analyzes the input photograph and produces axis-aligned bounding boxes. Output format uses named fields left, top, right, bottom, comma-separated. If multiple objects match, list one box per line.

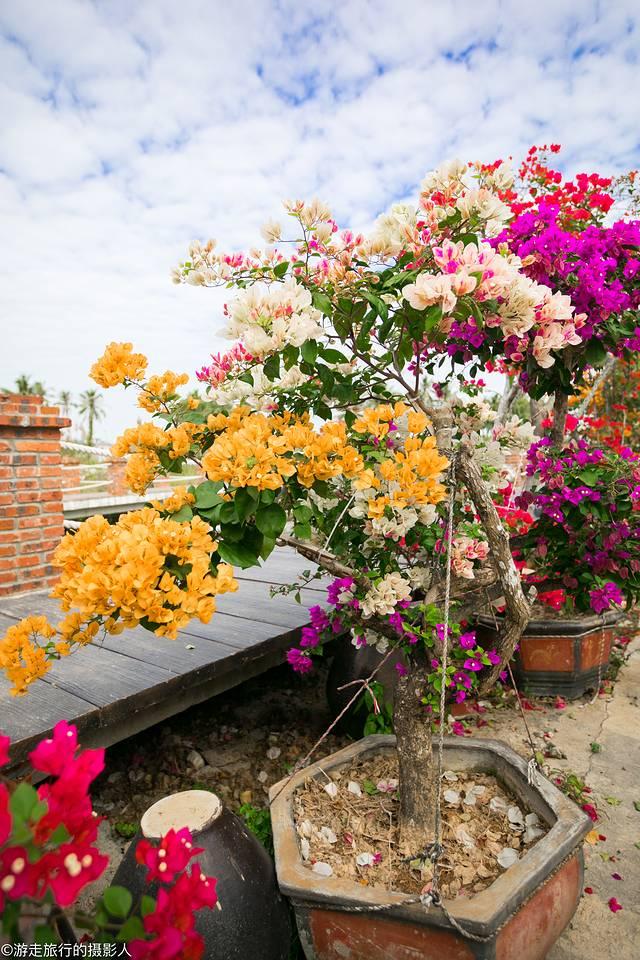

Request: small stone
left=239, top=790, right=252, bottom=805
left=312, top=861, right=333, bottom=877
left=187, top=750, right=205, bottom=771
left=444, top=790, right=460, bottom=805
left=257, top=771, right=268, bottom=784
left=107, top=772, right=124, bottom=784
left=300, top=838, right=310, bottom=860
left=442, top=771, right=459, bottom=782
left=267, top=746, right=281, bottom=760
left=347, top=781, right=362, bottom=797
left=324, top=782, right=338, bottom=798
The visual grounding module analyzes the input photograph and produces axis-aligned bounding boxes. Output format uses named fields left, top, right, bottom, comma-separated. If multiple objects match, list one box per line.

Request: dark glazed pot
left=326, top=636, right=404, bottom=737
left=112, top=790, right=292, bottom=960
left=270, top=736, right=591, bottom=960
left=475, top=610, right=622, bottom=699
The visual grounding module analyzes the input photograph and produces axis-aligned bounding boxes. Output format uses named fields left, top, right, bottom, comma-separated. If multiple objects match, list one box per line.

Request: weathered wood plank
left=0, top=547, right=322, bottom=770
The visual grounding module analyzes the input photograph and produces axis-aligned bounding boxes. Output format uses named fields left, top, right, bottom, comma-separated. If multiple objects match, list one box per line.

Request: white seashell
left=347, top=781, right=362, bottom=797
left=442, top=771, right=459, bottom=782
left=497, top=848, right=519, bottom=869
left=489, top=796, right=508, bottom=815
left=319, top=826, right=338, bottom=844
left=312, top=861, right=333, bottom=877
left=444, top=790, right=460, bottom=804
left=507, top=805, right=524, bottom=828
left=524, top=812, right=540, bottom=827
left=298, top=819, right=313, bottom=838
left=324, top=782, right=338, bottom=798
left=300, top=838, right=310, bottom=860
left=524, top=825, right=544, bottom=844
left=356, top=852, right=375, bottom=867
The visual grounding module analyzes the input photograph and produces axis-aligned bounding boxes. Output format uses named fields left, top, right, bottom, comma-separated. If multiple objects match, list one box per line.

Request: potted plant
left=477, top=435, right=638, bottom=699
left=3, top=150, right=638, bottom=958
left=0, top=722, right=218, bottom=955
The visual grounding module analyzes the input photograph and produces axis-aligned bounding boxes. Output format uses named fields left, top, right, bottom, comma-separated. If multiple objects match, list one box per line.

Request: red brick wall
left=0, top=394, right=71, bottom=597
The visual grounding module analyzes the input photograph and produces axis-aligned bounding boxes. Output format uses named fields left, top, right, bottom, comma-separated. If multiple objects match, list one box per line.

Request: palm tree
left=78, top=389, right=105, bottom=446
left=12, top=376, right=47, bottom=398
left=58, top=390, right=73, bottom=418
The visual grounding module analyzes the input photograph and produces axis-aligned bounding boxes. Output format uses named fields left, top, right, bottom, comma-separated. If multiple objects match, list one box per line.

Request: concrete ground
left=547, top=641, right=640, bottom=958
left=474, top=641, right=640, bottom=957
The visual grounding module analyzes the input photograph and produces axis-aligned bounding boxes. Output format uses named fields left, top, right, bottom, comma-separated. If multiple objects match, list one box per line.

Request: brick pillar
left=0, top=395, right=71, bottom=597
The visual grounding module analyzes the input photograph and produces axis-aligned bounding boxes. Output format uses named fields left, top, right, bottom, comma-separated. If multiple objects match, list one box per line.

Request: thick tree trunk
left=496, top=377, right=519, bottom=427
left=395, top=662, right=436, bottom=856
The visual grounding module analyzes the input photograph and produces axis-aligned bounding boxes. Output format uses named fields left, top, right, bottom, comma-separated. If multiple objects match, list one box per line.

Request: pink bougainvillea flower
left=608, top=897, right=623, bottom=913
left=135, top=828, right=201, bottom=884
left=582, top=803, right=599, bottom=822
left=0, top=733, right=10, bottom=768
left=29, top=720, right=78, bottom=776
left=554, top=696, right=566, bottom=710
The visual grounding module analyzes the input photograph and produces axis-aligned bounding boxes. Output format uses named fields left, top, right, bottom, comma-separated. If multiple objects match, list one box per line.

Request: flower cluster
left=0, top=509, right=237, bottom=694
left=202, top=406, right=364, bottom=491
left=223, top=277, right=324, bottom=357
left=517, top=437, right=640, bottom=613
left=0, top=723, right=216, bottom=956
left=90, top=341, right=148, bottom=388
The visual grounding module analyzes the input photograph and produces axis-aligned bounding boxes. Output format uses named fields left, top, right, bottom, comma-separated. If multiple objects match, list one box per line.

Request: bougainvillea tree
left=1, top=153, right=637, bottom=852
left=0, top=722, right=217, bottom=954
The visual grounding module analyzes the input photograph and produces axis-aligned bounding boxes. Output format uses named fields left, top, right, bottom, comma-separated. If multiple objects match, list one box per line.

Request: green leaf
left=293, top=504, right=313, bottom=522
left=217, top=540, right=261, bottom=568
left=34, top=925, right=58, bottom=945
left=263, top=353, right=281, bottom=381
left=255, top=503, right=287, bottom=538
left=321, top=347, right=348, bottom=364
left=234, top=487, right=258, bottom=523
left=141, top=895, right=156, bottom=917
left=10, top=782, right=39, bottom=821
left=363, top=290, right=389, bottom=321
left=301, top=340, right=318, bottom=364
left=273, top=260, right=289, bottom=278
left=117, top=916, right=146, bottom=942
left=293, top=521, right=312, bottom=540
left=194, top=480, right=224, bottom=509
left=103, top=885, right=133, bottom=919
left=260, top=535, right=276, bottom=560
left=219, top=501, right=237, bottom=524
left=312, top=290, right=333, bottom=316
left=170, top=504, right=193, bottom=522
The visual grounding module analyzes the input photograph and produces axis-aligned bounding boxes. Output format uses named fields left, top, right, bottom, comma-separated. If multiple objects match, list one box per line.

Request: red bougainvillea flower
left=135, top=827, right=202, bottom=884
left=0, top=784, right=11, bottom=846
left=37, top=843, right=109, bottom=907
left=582, top=803, right=599, bottom=822
left=0, top=846, right=37, bottom=910
left=584, top=887, right=593, bottom=894
left=608, top=897, right=623, bottom=913
left=0, top=733, right=10, bottom=767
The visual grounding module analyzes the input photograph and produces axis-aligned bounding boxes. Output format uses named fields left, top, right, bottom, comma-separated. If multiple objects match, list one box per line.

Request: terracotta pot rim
left=269, top=735, right=591, bottom=938
left=475, top=610, right=622, bottom=637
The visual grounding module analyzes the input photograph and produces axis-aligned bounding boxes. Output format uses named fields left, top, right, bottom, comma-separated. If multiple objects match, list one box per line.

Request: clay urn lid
left=141, top=790, right=222, bottom=839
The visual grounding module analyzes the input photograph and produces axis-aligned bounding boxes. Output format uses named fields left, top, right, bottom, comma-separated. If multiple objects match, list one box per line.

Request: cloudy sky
left=1, top=0, right=638, bottom=441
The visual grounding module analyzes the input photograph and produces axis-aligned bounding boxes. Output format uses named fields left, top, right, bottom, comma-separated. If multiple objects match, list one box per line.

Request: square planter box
left=270, top=735, right=590, bottom=960
left=475, top=611, right=621, bottom=699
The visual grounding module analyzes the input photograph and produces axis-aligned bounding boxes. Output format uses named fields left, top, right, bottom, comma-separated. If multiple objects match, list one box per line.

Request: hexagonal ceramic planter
left=270, top=735, right=591, bottom=960
left=475, top=611, right=622, bottom=699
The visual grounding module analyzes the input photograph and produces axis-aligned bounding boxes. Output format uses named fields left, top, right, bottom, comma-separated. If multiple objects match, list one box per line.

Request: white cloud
left=0, top=0, right=638, bottom=439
